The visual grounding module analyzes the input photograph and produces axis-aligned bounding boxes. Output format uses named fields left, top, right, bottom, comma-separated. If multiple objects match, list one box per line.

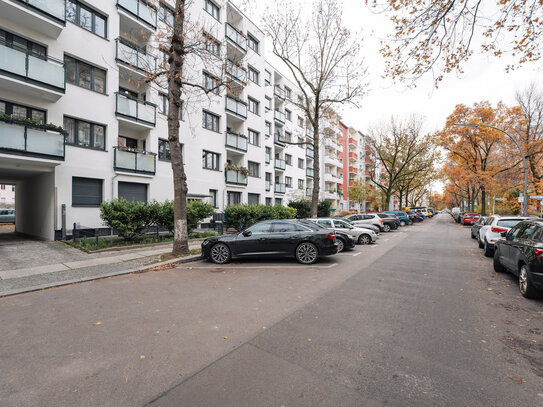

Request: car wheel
left=336, top=238, right=345, bottom=253
left=358, top=234, right=371, bottom=245
left=493, top=249, right=506, bottom=273
left=518, top=264, right=542, bottom=299
left=400, top=220, right=406, bottom=226
left=471, top=231, right=476, bottom=239
left=478, top=236, right=484, bottom=249
left=296, top=242, right=318, bottom=264
left=483, top=240, right=494, bottom=257
left=209, top=243, right=231, bottom=264
left=383, top=224, right=391, bottom=232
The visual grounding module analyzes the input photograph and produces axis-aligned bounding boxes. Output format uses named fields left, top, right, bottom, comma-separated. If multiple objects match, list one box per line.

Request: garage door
left=118, top=181, right=148, bottom=203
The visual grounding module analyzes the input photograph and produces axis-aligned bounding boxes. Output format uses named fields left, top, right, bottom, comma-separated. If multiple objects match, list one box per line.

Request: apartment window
left=284, top=131, right=292, bottom=142
left=264, top=70, right=271, bottom=85
left=159, top=93, right=184, bottom=119
left=66, top=1, right=107, bottom=38
left=265, top=121, right=272, bottom=138
left=248, top=161, right=260, bottom=178
left=72, top=177, right=102, bottom=206
left=159, top=3, right=175, bottom=26
left=247, top=33, right=259, bottom=53
left=0, top=29, right=46, bottom=60
left=298, top=95, right=304, bottom=104
left=285, top=154, right=292, bottom=166
left=119, top=181, right=148, bottom=203
left=0, top=100, right=45, bottom=124
left=202, top=150, right=220, bottom=170
left=12, top=186, right=15, bottom=192
left=248, top=129, right=260, bottom=146
left=204, top=0, right=220, bottom=20
left=64, top=117, right=105, bottom=150
left=209, top=189, right=218, bottom=208
left=298, top=179, right=304, bottom=189
left=285, top=176, right=292, bottom=188
left=285, top=86, right=292, bottom=99
left=265, top=96, right=272, bottom=111
left=202, top=111, right=220, bottom=132
left=158, top=139, right=170, bottom=161
left=248, top=97, right=259, bottom=115
left=298, top=116, right=304, bottom=128
left=265, top=197, right=272, bottom=206
left=285, top=109, right=291, bottom=121
left=275, top=198, right=282, bottom=205
left=65, top=56, right=106, bottom=93
left=265, top=147, right=271, bottom=164
left=227, top=191, right=241, bottom=206
left=298, top=158, right=304, bottom=169
left=0, top=185, right=4, bottom=190
left=203, top=71, right=220, bottom=94
left=248, top=66, right=259, bottom=84
left=204, top=32, right=220, bottom=57
left=248, top=193, right=259, bottom=205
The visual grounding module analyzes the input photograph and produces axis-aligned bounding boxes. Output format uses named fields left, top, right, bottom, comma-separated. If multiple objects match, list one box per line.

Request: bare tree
left=263, top=0, right=368, bottom=216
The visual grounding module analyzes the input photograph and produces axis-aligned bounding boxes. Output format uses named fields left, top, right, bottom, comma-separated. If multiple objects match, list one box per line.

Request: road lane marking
left=352, top=252, right=361, bottom=256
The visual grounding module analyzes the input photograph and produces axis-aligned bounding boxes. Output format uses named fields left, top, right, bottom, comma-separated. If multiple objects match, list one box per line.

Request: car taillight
left=535, top=248, right=543, bottom=258
left=491, top=226, right=508, bottom=233
left=326, top=233, right=336, bottom=241
left=379, top=219, right=383, bottom=223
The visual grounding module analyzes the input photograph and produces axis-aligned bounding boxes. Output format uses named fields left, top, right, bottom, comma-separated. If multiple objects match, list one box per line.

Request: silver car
left=0, top=209, right=15, bottom=223
left=308, top=218, right=378, bottom=244
left=343, top=213, right=383, bottom=232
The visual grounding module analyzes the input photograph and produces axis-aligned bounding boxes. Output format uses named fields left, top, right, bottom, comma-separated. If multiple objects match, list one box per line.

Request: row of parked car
left=454, top=211, right=543, bottom=299
left=201, top=209, right=434, bottom=265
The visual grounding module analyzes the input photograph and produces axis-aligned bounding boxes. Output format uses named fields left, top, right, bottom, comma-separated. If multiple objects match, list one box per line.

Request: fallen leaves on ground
left=94, top=321, right=102, bottom=326
left=507, top=375, right=525, bottom=384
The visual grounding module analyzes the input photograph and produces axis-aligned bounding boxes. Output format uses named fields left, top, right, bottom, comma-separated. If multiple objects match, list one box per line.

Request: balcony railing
left=274, top=158, right=286, bottom=170
left=274, top=110, right=285, bottom=123
left=274, top=132, right=285, bottom=145
left=274, top=85, right=285, bottom=99
left=348, top=137, right=358, bottom=147
left=349, top=166, right=358, bottom=174
left=225, top=131, right=247, bottom=152
left=115, top=93, right=156, bottom=126
left=265, top=151, right=271, bottom=163
left=225, top=95, right=247, bottom=118
left=306, top=187, right=313, bottom=196
left=116, top=38, right=157, bottom=73
left=274, top=183, right=286, bottom=194
left=349, top=151, right=358, bottom=160
left=226, top=59, right=247, bottom=83
left=0, top=119, right=65, bottom=160
left=265, top=180, right=271, bottom=191
left=0, top=41, right=65, bottom=91
left=306, top=168, right=314, bottom=178
left=117, top=0, right=157, bottom=28
left=306, top=148, right=314, bottom=158
left=225, top=169, right=248, bottom=185
left=14, top=0, right=66, bottom=22
left=225, top=23, right=247, bottom=51
left=114, top=147, right=156, bottom=174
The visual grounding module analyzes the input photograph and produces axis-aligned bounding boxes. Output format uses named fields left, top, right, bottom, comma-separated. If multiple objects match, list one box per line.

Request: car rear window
left=497, top=219, right=523, bottom=228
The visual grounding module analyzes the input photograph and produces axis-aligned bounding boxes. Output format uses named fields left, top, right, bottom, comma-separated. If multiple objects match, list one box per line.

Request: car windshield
left=497, top=219, right=523, bottom=228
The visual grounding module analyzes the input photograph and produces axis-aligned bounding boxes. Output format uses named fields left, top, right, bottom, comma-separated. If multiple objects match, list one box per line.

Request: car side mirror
left=500, top=231, right=507, bottom=238
left=242, top=230, right=252, bottom=237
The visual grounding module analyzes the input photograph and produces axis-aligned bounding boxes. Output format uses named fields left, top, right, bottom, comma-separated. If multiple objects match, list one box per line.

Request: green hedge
left=318, top=200, right=333, bottom=217
left=288, top=200, right=311, bottom=219
left=100, top=199, right=214, bottom=240
left=224, top=204, right=296, bottom=231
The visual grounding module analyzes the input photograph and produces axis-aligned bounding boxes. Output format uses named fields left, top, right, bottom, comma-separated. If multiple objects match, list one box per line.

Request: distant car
left=386, top=211, right=411, bottom=226
left=376, top=213, right=398, bottom=232
left=201, top=219, right=338, bottom=264
left=299, top=219, right=355, bottom=253
left=308, top=218, right=378, bottom=244
left=0, top=209, right=15, bottom=223
left=471, top=216, right=488, bottom=239
left=479, top=216, right=534, bottom=257
left=343, top=213, right=383, bottom=232
left=494, top=220, right=543, bottom=298
left=462, top=213, right=480, bottom=226
left=407, top=210, right=423, bottom=223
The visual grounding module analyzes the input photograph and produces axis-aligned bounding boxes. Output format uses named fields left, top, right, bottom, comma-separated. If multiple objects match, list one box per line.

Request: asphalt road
left=1, top=214, right=542, bottom=406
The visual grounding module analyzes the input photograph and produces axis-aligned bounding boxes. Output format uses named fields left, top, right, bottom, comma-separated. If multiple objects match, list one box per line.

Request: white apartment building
left=0, top=183, right=15, bottom=207
left=0, top=0, right=313, bottom=240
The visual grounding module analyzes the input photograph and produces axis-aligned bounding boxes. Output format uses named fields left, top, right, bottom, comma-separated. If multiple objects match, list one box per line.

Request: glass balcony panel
left=274, top=158, right=286, bottom=170
left=28, top=0, right=66, bottom=20
left=116, top=149, right=137, bottom=171
left=138, top=2, right=155, bottom=26
left=225, top=23, right=246, bottom=50
left=138, top=103, right=155, bottom=123
left=117, top=41, right=139, bottom=67
left=26, top=128, right=64, bottom=156
left=27, top=54, right=64, bottom=88
left=225, top=96, right=247, bottom=118
left=225, top=169, right=247, bottom=185
left=118, top=0, right=138, bottom=15
left=226, top=132, right=247, bottom=151
left=117, top=94, right=137, bottom=117
left=137, top=153, right=155, bottom=172
left=0, top=122, right=25, bottom=150
left=0, top=44, right=27, bottom=77
left=226, top=60, right=247, bottom=83
left=274, top=183, right=286, bottom=193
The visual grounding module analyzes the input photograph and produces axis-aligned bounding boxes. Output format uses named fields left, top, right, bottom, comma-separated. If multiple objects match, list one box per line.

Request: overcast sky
left=238, top=0, right=542, bottom=135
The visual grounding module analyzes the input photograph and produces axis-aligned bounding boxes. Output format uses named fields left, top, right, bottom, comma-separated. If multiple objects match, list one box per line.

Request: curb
left=0, top=254, right=203, bottom=298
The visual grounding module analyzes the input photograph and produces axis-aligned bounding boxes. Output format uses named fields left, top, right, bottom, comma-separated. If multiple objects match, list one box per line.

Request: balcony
left=0, top=0, right=65, bottom=38
left=114, top=147, right=156, bottom=175
left=324, top=172, right=341, bottom=183
left=348, top=137, right=358, bottom=147
left=115, top=93, right=156, bottom=127
left=225, top=169, right=248, bottom=185
left=274, top=110, right=285, bottom=123
left=116, top=38, right=157, bottom=75
left=226, top=59, right=247, bottom=84
left=117, top=0, right=157, bottom=29
left=0, top=118, right=65, bottom=160
left=225, top=95, right=247, bottom=119
left=365, top=171, right=371, bottom=177
left=225, top=23, right=247, bottom=51
left=349, top=151, right=358, bottom=161
left=265, top=151, right=271, bottom=164
left=274, top=85, right=285, bottom=100
left=349, top=166, right=358, bottom=174
left=274, top=132, right=285, bottom=146
left=0, top=42, right=64, bottom=101
left=305, top=187, right=313, bottom=196
left=324, top=191, right=338, bottom=200
left=324, top=155, right=341, bottom=167
left=274, top=158, right=286, bottom=171
left=306, top=168, right=315, bottom=178
left=265, top=180, right=271, bottom=191
left=274, top=183, right=286, bottom=194
left=306, top=148, right=314, bottom=159
left=225, top=131, right=247, bottom=152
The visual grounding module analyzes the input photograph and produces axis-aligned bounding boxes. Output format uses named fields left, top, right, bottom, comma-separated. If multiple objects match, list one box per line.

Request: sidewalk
left=0, top=239, right=203, bottom=296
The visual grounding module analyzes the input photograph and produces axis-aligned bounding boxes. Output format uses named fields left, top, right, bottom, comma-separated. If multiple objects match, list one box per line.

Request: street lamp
left=453, top=123, right=529, bottom=216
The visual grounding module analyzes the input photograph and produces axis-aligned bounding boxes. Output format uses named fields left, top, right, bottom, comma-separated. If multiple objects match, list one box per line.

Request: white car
left=308, top=218, right=378, bottom=244
left=478, top=216, right=533, bottom=257
left=343, top=213, right=383, bottom=232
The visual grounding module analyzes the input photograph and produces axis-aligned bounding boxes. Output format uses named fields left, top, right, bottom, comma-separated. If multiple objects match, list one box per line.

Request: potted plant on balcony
left=224, top=163, right=249, bottom=176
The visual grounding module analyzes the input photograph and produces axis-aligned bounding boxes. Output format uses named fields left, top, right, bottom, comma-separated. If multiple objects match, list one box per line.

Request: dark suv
left=493, top=219, right=543, bottom=299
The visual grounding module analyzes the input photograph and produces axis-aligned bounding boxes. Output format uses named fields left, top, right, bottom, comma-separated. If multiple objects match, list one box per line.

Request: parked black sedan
left=493, top=219, right=543, bottom=298
left=201, top=219, right=339, bottom=265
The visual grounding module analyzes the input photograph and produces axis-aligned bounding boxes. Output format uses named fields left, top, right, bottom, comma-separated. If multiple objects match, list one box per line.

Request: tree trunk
left=169, top=0, right=189, bottom=256
left=310, top=119, right=320, bottom=217
left=481, top=186, right=486, bottom=216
